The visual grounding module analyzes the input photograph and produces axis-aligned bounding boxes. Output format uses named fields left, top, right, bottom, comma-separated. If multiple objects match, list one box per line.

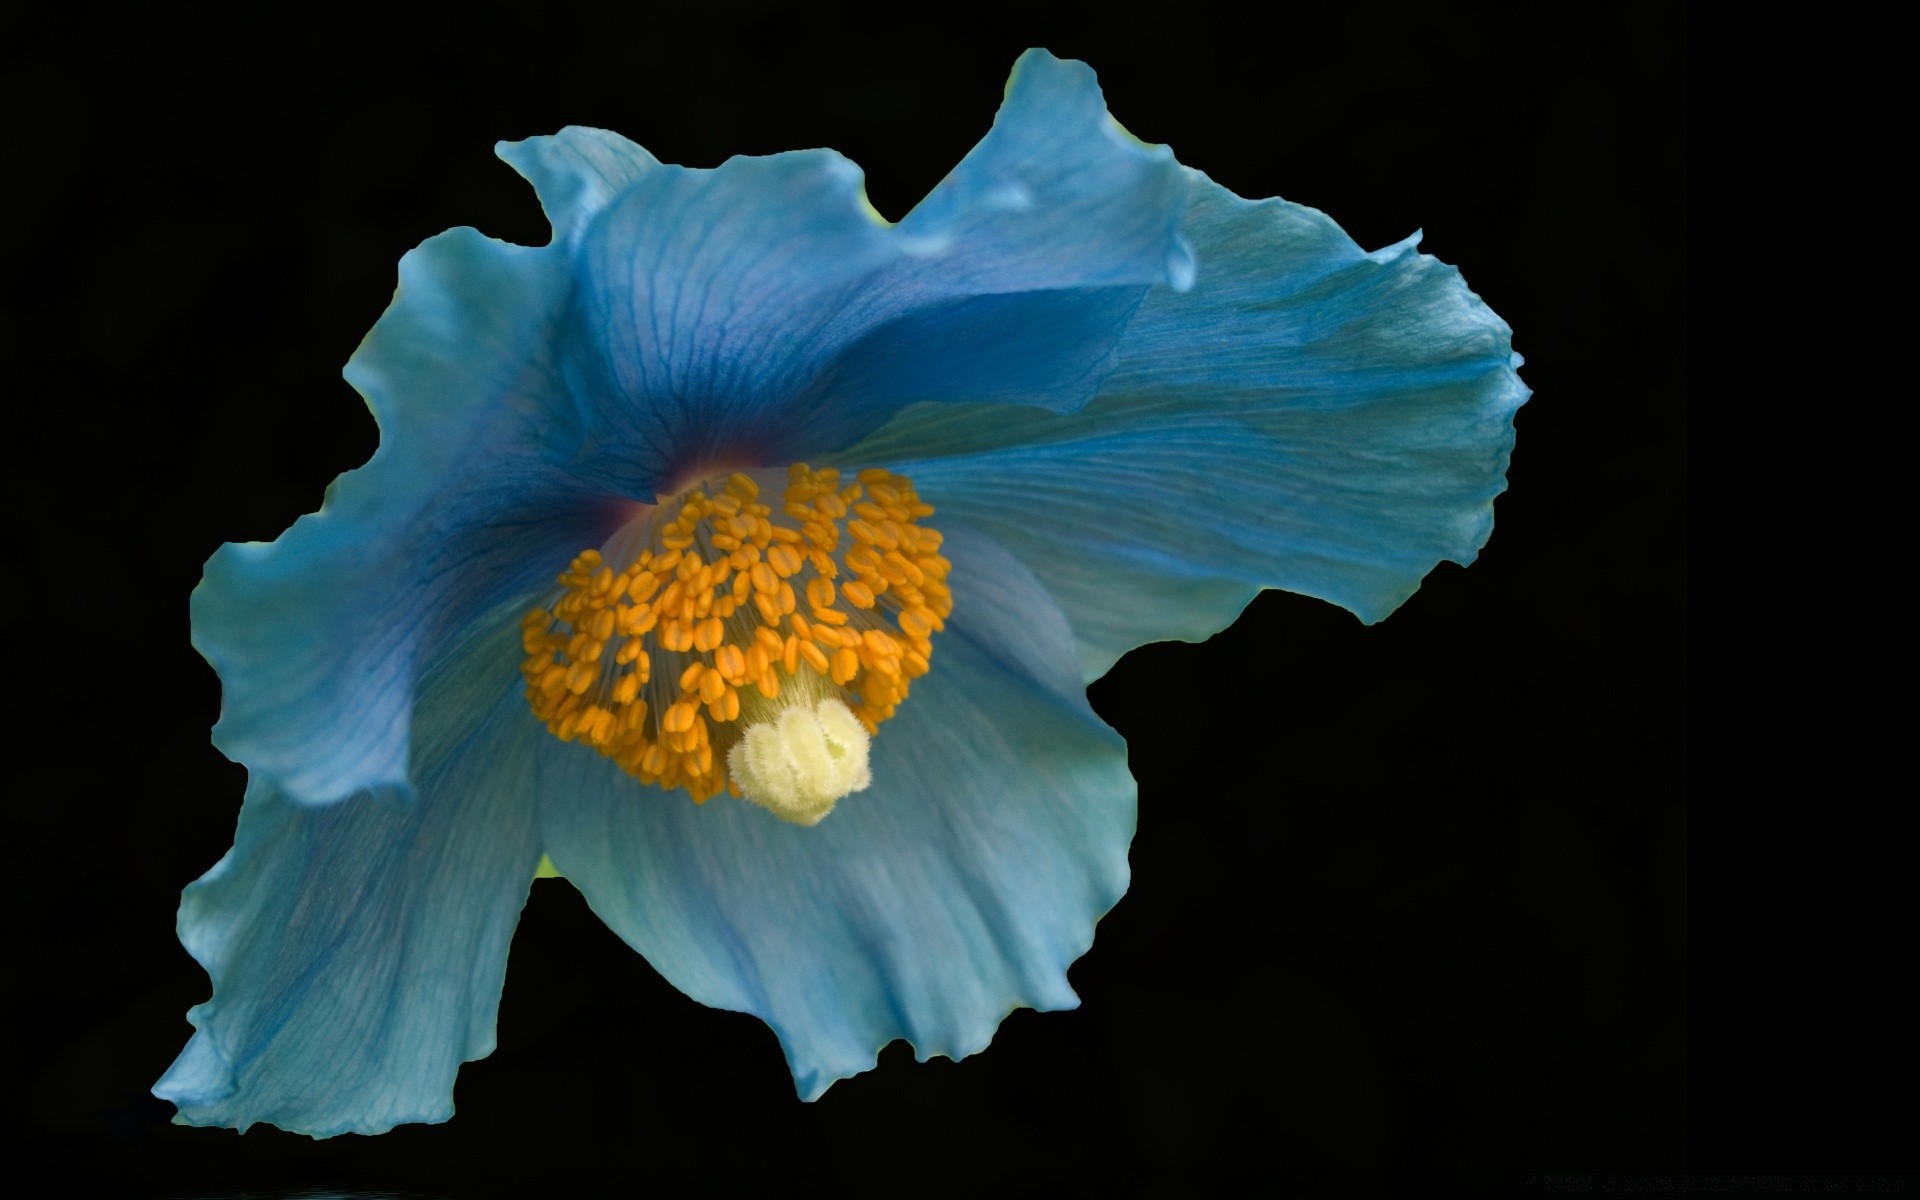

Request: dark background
left=1, top=0, right=1706, bottom=1194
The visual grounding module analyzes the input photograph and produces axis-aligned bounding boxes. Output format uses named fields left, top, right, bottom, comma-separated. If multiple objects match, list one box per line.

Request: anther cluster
left=521, top=465, right=952, bottom=806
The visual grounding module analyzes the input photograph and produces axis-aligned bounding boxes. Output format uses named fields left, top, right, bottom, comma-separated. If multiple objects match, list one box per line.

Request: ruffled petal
left=156, top=619, right=543, bottom=1136
left=783, top=50, right=1194, bottom=449
left=197, top=224, right=612, bottom=804
left=839, top=170, right=1528, bottom=679
left=536, top=525, right=1133, bottom=1099
left=496, top=126, right=660, bottom=249
left=537, top=51, right=1192, bottom=496
left=549, top=148, right=932, bottom=496
left=895, top=48, right=1193, bottom=295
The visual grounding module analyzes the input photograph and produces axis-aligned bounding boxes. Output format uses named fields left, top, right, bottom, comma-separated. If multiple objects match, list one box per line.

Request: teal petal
left=496, top=126, right=661, bottom=249
left=156, top=619, right=543, bottom=1136
left=534, top=526, right=1133, bottom=1100
left=520, top=51, right=1193, bottom=497
left=897, top=48, right=1193, bottom=295
left=841, top=170, right=1528, bottom=679
left=196, top=224, right=609, bottom=804
left=787, top=50, right=1195, bottom=446
left=550, top=148, right=934, bottom=497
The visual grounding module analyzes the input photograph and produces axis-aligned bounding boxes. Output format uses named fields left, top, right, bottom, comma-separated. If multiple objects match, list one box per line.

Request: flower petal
left=535, top=525, right=1133, bottom=1100
left=550, top=148, right=927, bottom=496
left=840, top=170, right=1528, bottom=679
left=496, top=126, right=661, bottom=249
left=156, top=620, right=543, bottom=1136
left=198, top=224, right=610, bottom=804
left=896, top=48, right=1194, bottom=295
left=783, top=50, right=1195, bottom=449
left=544, top=51, right=1193, bottom=496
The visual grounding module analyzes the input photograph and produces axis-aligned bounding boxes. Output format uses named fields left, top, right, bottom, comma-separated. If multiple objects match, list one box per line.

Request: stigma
left=520, top=464, right=950, bottom=824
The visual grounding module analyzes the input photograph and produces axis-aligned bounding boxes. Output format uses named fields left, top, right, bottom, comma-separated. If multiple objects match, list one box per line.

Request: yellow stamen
left=520, top=464, right=951, bottom=810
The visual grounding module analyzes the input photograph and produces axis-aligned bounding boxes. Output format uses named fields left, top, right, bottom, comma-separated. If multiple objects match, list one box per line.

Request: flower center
left=520, top=464, right=950, bottom=823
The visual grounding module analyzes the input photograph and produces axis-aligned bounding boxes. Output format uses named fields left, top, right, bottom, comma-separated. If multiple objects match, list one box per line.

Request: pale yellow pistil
left=520, top=464, right=950, bottom=823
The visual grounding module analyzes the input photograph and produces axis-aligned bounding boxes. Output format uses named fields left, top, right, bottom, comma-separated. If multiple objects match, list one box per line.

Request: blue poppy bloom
left=157, top=49, right=1526, bottom=1136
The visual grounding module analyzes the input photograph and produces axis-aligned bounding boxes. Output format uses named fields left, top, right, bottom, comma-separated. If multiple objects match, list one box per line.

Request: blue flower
left=156, top=49, right=1526, bottom=1136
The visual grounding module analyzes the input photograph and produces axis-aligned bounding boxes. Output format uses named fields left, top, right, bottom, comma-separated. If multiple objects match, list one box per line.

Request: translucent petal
left=840, top=170, right=1528, bottom=679
left=786, top=49, right=1196, bottom=449
left=530, top=51, right=1194, bottom=496
left=197, top=225, right=609, bottom=804
left=895, top=48, right=1194, bottom=295
left=535, top=526, right=1133, bottom=1099
left=156, top=620, right=543, bottom=1136
left=548, top=148, right=930, bottom=496
left=496, top=125, right=661, bottom=248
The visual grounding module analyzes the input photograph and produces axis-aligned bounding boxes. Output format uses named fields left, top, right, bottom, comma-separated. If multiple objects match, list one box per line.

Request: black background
left=2, top=1, right=1704, bottom=1195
